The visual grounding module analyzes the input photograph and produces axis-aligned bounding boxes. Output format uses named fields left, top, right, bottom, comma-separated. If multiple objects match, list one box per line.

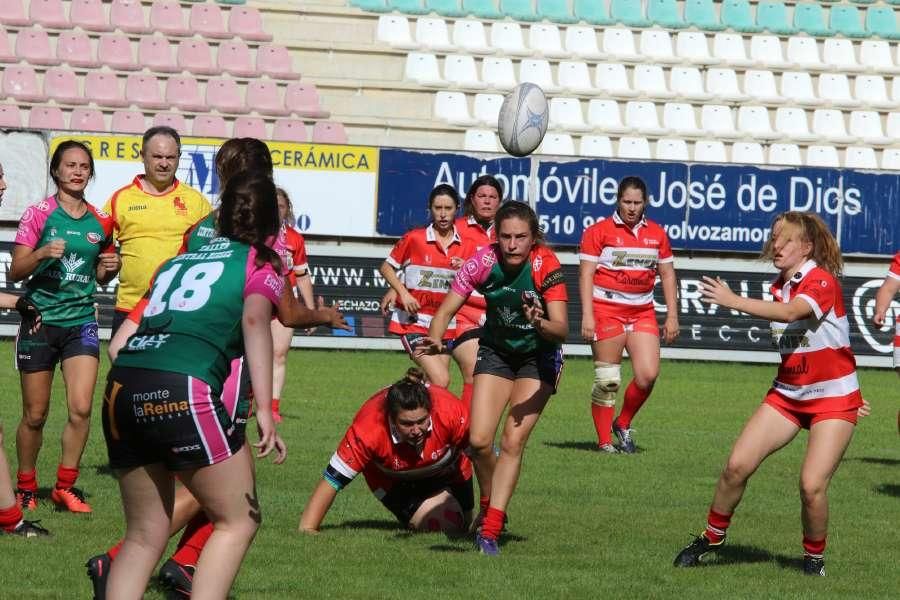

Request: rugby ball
left=497, top=83, right=549, bottom=157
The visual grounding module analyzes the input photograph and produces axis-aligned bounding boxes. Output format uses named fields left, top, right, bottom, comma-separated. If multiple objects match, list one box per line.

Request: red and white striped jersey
left=889, top=252, right=900, bottom=365
left=273, top=224, right=309, bottom=288
left=386, top=224, right=475, bottom=335
left=768, top=260, right=861, bottom=412
left=578, top=212, right=673, bottom=309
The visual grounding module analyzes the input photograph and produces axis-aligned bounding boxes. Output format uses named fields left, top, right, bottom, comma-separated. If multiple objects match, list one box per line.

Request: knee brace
left=591, top=362, right=620, bottom=407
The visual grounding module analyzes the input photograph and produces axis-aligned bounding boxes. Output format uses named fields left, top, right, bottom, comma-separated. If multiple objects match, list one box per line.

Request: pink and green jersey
left=115, top=236, right=284, bottom=392
left=14, top=196, right=114, bottom=327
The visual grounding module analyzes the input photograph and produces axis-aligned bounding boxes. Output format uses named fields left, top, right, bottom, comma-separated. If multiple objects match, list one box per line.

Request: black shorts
left=15, top=321, right=100, bottom=372
left=473, top=343, right=564, bottom=393
left=103, top=366, right=245, bottom=471
left=380, top=477, right=474, bottom=527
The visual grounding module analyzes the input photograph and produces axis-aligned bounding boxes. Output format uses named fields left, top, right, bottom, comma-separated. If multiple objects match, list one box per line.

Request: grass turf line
left=0, top=343, right=897, bottom=599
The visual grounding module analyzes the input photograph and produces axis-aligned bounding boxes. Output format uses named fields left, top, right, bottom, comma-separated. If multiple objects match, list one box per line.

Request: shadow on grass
left=846, top=457, right=900, bottom=467
left=543, top=440, right=599, bottom=452
left=428, top=533, right=528, bottom=554
left=321, top=519, right=400, bottom=532
left=688, top=544, right=803, bottom=571
left=874, top=483, right=900, bottom=497
left=93, top=464, right=114, bottom=477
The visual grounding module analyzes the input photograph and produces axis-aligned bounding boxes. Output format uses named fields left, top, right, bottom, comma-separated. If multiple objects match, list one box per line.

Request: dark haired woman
left=578, top=176, right=678, bottom=454
left=418, top=201, right=568, bottom=556
left=299, top=368, right=473, bottom=533
left=11, top=140, right=119, bottom=514
left=380, top=184, right=476, bottom=389
left=101, top=174, right=286, bottom=599
left=675, top=212, right=864, bottom=576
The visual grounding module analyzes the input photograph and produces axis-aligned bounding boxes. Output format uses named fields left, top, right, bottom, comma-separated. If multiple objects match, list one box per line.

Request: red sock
left=481, top=507, right=505, bottom=540
left=705, top=508, right=732, bottom=544
left=172, top=513, right=214, bottom=567
left=0, top=503, right=23, bottom=533
left=461, top=383, right=473, bottom=412
left=55, top=465, right=79, bottom=489
left=16, top=469, right=37, bottom=493
left=616, top=381, right=651, bottom=429
left=107, top=540, right=124, bottom=560
left=271, top=398, right=280, bottom=413
left=479, top=495, right=490, bottom=513
left=802, top=535, right=826, bottom=557
left=591, top=404, right=614, bottom=446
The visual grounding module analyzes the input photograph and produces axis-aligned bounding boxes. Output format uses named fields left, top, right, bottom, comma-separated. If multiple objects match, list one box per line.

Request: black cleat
left=673, top=534, right=724, bottom=567
left=158, top=558, right=194, bottom=599
left=612, top=421, right=636, bottom=454
left=8, top=519, right=49, bottom=538
left=803, top=554, right=826, bottom=576
left=85, top=553, right=111, bottom=600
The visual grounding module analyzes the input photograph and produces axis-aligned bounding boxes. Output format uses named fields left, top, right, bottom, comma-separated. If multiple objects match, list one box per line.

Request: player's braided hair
left=217, top=172, right=282, bottom=273
left=762, top=211, right=843, bottom=277
left=215, top=138, right=274, bottom=189
left=386, top=367, right=431, bottom=417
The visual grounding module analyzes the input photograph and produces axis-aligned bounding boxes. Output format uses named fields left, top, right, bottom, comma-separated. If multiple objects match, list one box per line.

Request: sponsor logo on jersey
left=128, top=204, right=148, bottom=212
left=96, top=208, right=110, bottom=218
left=126, top=333, right=171, bottom=351
left=610, top=250, right=658, bottom=269
left=87, top=231, right=102, bottom=244
left=173, top=197, right=187, bottom=216
left=172, top=444, right=201, bottom=454
left=197, top=225, right=215, bottom=239
left=134, top=399, right=189, bottom=417
left=20, top=207, right=34, bottom=223
left=61, top=252, right=86, bottom=273
left=533, top=255, right=543, bottom=271
left=37, top=201, right=49, bottom=212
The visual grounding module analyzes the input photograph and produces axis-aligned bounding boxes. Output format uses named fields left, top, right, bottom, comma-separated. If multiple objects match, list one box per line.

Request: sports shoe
left=803, top=554, right=826, bottom=577
left=51, top=486, right=92, bottom=513
left=598, top=443, right=619, bottom=454
left=16, top=488, right=37, bottom=511
left=158, top=558, right=194, bottom=598
left=612, top=421, right=636, bottom=454
left=85, top=553, right=111, bottom=600
left=673, top=534, right=724, bottom=567
left=7, top=519, right=49, bottom=538
left=475, top=533, right=500, bottom=556
left=469, top=511, right=510, bottom=535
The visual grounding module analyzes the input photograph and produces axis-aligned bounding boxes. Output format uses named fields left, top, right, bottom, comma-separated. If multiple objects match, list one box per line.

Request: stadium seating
left=732, top=141, right=765, bottom=164
left=98, top=33, right=139, bottom=71
left=616, top=136, right=651, bottom=159
left=44, top=67, right=85, bottom=105
left=844, top=146, right=877, bottom=169
left=70, top=0, right=112, bottom=32
left=663, top=102, right=705, bottom=137
left=110, top=110, right=148, bottom=134
left=85, top=71, right=127, bottom=107
left=557, top=61, right=595, bottom=95
left=519, top=58, right=561, bottom=93
left=684, top=0, right=724, bottom=31
left=427, top=0, right=467, bottom=19
left=849, top=110, right=891, bottom=145
left=647, top=0, right=686, bottom=30
left=538, top=0, right=577, bottom=24
left=693, top=140, right=727, bottom=162
left=676, top=31, right=717, bottom=65
left=539, top=132, right=575, bottom=155
left=655, top=137, right=689, bottom=161
left=744, top=70, right=783, bottom=104
left=549, top=97, right=590, bottom=132
left=126, top=73, right=166, bottom=110
left=192, top=114, right=229, bottom=138
left=634, top=64, right=675, bottom=99
left=712, top=33, right=752, bottom=67
left=463, top=0, right=503, bottom=20
left=579, top=135, right=613, bottom=157
left=594, top=63, right=638, bottom=98
left=30, top=0, right=68, bottom=29
left=794, top=3, right=833, bottom=37
left=16, top=29, right=58, bottom=66
left=750, top=34, right=791, bottom=68
left=573, top=0, right=612, bottom=26
left=473, top=92, right=502, bottom=125
left=190, top=3, right=232, bottom=39
left=721, top=0, right=761, bottom=33
left=434, top=91, right=477, bottom=125
left=529, top=24, right=567, bottom=59
left=228, top=6, right=273, bottom=41
left=491, top=22, right=530, bottom=56
left=640, top=31, right=679, bottom=65
left=737, top=106, right=779, bottom=140
left=602, top=27, right=641, bottom=62
left=284, top=82, right=330, bottom=118
left=110, top=0, right=149, bottom=34
left=312, top=121, right=349, bottom=143
left=177, top=39, right=217, bottom=75
left=812, top=109, right=855, bottom=144
left=139, top=36, right=179, bottom=73
left=233, top=116, right=268, bottom=138
left=0, top=1, right=30, bottom=27
left=444, top=54, right=485, bottom=89
left=152, top=112, right=188, bottom=133
left=806, top=145, right=840, bottom=167
left=587, top=99, right=629, bottom=133
left=2, top=65, right=44, bottom=102
left=405, top=52, right=447, bottom=86
left=218, top=39, right=257, bottom=77
left=500, top=0, right=539, bottom=23
left=775, top=107, right=818, bottom=143
left=859, top=40, right=900, bottom=74
left=611, top=0, right=651, bottom=28
left=272, top=118, right=309, bottom=142
left=463, top=128, right=499, bottom=151
left=453, top=20, right=493, bottom=54
left=866, top=6, right=900, bottom=40
left=417, top=18, right=456, bottom=52
left=29, top=106, right=66, bottom=130
left=256, top=44, right=300, bottom=80
left=756, top=1, right=796, bottom=35
left=831, top=4, right=866, bottom=38
left=700, top=105, right=739, bottom=139
left=670, top=66, right=713, bottom=101
left=625, top=101, right=667, bottom=136
left=69, top=108, right=107, bottom=132
left=881, top=148, right=900, bottom=170
left=482, top=56, right=516, bottom=90
left=206, top=77, right=247, bottom=114
left=246, top=80, right=289, bottom=116
left=768, top=143, right=803, bottom=165
left=166, top=76, right=207, bottom=112
left=823, top=39, right=863, bottom=73
left=150, top=1, right=191, bottom=37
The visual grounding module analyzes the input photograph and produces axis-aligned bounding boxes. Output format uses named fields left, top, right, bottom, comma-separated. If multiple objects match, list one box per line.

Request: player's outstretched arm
left=699, top=276, right=813, bottom=322
left=299, top=480, right=339, bottom=534
left=873, top=277, right=900, bottom=326
left=108, top=318, right=138, bottom=362
left=244, top=294, right=286, bottom=464
left=417, top=291, right=466, bottom=355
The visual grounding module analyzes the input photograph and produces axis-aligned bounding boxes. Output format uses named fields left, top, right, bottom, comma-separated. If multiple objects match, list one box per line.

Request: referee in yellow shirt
left=104, top=126, right=212, bottom=334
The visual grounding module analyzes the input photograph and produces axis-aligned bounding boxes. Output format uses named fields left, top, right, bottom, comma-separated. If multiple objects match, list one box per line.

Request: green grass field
left=0, top=342, right=897, bottom=599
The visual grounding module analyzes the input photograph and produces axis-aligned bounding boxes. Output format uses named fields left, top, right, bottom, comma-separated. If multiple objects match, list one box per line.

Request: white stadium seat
left=780, top=72, right=823, bottom=107
left=416, top=18, right=456, bottom=52
left=700, top=104, right=739, bottom=139
left=565, top=25, right=604, bottom=60
left=594, top=63, right=639, bottom=98
left=775, top=107, right=819, bottom=143
left=444, top=54, right=487, bottom=89
left=519, top=58, right=562, bottom=94
left=663, top=102, right=706, bottom=137
left=602, top=27, right=641, bottom=62
left=712, top=33, right=752, bottom=68
left=744, top=69, right=784, bottom=104
left=655, top=138, right=690, bottom=161
left=693, top=140, right=727, bottom=163
left=377, top=16, right=417, bottom=50
left=482, top=57, right=517, bottom=90
left=812, top=109, right=856, bottom=144
left=844, top=146, right=878, bottom=169
left=490, top=22, right=530, bottom=56
left=473, top=93, right=503, bottom=125
left=625, top=101, right=668, bottom=136
left=587, top=99, right=630, bottom=133
left=768, top=143, right=803, bottom=166
left=854, top=75, right=895, bottom=110
left=463, top=128, right=499, bottom=152
left=806, top=145, right=840, bottom=168
left=633, top=64, right=676, bottom=99
left=886, top=111, right=900, bottom=138
left=453, top=20, right=494, bottom=54
left=539, top=132, right=576, bottom=156
left=670, top=66, right=713, bottom=101
left=580, top=135, right=613, bottom=157
left=706, top=68, right=749, bottom=102
left=786, top=37, right=825, bottom=71
left=549, top=97, right=591, bottom=132
left=860, top=40, right=900, bottom=75
left=823, top=39, right=862, bottom=73
left=848, top=110, right=891, bottom=145
left=881, top=148, right=900, bottom=170
left=736, top=106, right=780, bottom=140
left=405, top=52, right=447, bottom=87
left=750, top=35, right=792, bottom=69
left=818, top=73, right=861, bottom=109
left=639, top=30, right=679, bottom=64
left=558, top=60, right=597, bottom=95
left=434, top=91, right=477, bottom=125
left=617, top=136, right=652, bottom=159
left=676, top=31, right=719, bottom=65
left=529, top=23, right=568, bottom=59
left=731, top=142, right=765, bottom=165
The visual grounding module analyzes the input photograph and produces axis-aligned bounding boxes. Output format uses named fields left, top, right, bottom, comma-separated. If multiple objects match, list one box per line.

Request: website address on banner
left=663, top=222, right=771, bottom=244
left=311, top=267, right=387, bottom=288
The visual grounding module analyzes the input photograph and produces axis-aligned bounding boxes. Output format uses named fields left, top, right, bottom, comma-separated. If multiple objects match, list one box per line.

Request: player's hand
left=15, top=296, right=42, bottom=334
left=523, top=300, right=545, bottom=325
left=97, top=252, right=121, bottom=274
left=316, top=296, right=351, bottom=331
left=857, top=398, right=871, bottom=419
left=872, top=308, right=886, bottom=327
left=380, top=288, right=398, bottom=316
left=581, top=315, right=595, bottom=342
left=413, top=336, right=443, bottom=357
left=42, top=238, right=66, bottom=259
left=254, top=410, right=287, bottom=462
left=699, top=276, right=738, bottom=309
left=400, top=291, right=420, bottom=315
left=662, top=315, right=679, bottom=344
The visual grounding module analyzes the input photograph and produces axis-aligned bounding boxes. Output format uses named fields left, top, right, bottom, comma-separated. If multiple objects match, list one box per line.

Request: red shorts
left=592, top=303, right=658, bottom=341
left=455, top=304, right=485, bottom=338
left=764, top=390, right=858, bottom=430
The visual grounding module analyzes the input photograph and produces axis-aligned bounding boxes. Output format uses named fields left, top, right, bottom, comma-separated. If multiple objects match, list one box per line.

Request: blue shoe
left=613, top=421, right=636, bottom=454
left=475, top=533, right=500, bottom=556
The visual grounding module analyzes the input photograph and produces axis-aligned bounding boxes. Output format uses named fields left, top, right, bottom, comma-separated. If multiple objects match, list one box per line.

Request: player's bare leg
left=15, top=371, right=52, bottom=509
left=270, top=319, right=294, bottom=422
left=413, top=352, right=452, bottom=389
left=452, top=337, right=478, bottom=409
left=590, top=333, right=626, bottom=451
left=468, top=374, right=512, bottom=504
left=614, top=332, right=660, bottom=452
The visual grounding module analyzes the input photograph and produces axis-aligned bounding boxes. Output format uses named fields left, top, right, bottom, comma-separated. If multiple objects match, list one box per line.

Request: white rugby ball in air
left=497, top=83, right=549, bottom=157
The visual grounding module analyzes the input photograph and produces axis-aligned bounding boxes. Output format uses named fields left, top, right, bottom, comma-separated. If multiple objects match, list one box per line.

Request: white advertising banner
left=38, top=133, right=379, bottom=237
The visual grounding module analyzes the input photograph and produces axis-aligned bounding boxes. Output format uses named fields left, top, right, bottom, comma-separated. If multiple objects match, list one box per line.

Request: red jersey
left=455, top=215, right=495, bottom=317
left=889, top=252, right=900, bottom=361
left=386, top=224, right=474, bottom=335
left=579, top=212, right=673, bottom=310
left=768, top=260, right=861, bottom=413
left=273, top=224, right=309, bottom=286
left=322, top=385, right=472, bottom=496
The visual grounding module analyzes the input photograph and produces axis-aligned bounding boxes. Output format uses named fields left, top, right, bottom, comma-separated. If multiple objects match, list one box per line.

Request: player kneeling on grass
left=674, top=212, right=868, bottom=577
left=299, top=368, right=474, bottom=534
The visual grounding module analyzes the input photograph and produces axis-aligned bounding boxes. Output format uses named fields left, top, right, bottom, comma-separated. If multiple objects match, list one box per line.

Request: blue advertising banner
left=376, top=150, right=899, bottom=256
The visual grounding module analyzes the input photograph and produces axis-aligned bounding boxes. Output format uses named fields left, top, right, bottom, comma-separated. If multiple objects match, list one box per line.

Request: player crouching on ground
left=674, top=212, right=868, bottom=576
left=299, top=368, right=474, bottom=535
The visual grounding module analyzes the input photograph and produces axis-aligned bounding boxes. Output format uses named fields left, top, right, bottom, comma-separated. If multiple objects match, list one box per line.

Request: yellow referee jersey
left=104, top=175, right=211, bottom=312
